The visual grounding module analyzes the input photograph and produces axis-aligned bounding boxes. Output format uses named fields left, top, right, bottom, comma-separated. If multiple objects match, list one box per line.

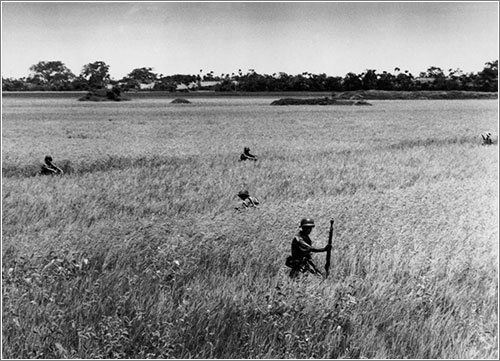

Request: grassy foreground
left=2, top=97, right=498, bottom=358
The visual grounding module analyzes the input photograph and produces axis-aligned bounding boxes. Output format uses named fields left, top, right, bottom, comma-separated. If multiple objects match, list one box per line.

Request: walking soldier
left=286, top=218, right=332, bottom=278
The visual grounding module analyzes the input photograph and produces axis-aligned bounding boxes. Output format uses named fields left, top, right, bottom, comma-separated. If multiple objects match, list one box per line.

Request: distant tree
left=361, top=69, right=378, bottom=90
left=424, top=66, right=447, bottom=90
left=481, top=60, right=498, bottom=76
left=81, top=61, right=111, bottom=89
left=376, top=71, right=396, bottom=90
left=395, top=72, right=414, bottom=91
left=424, top=66, right=444, bottom=78
left=2, top=77, right=29, bottom=91
left=214, top=78, right=237, bottom=92
left=271, top=72, right=291, bottom=91
left=307, top=73, right=327, bottom=91
left=155, top=74, right=197, bottom=92
left=8, top=60, right=498, bottom=93
left=456, top=72, right=475, bottom=91
left=153, top=77, right=175, bottom=91
left=237, top=70, right=260, bottom=91
left=343, top=72, right=362, bottom=91
left=71, top=76, right=90, bottom=91
left=444, top=68, right=464, bottom=90
left=203, top=71, right=216, bottom=81
left=28, top=61, right=75, bottom=90
left=325, top=76, right=343, bottom=91
left=476, top=60, right=498, bottom=91
left=291, top=73, right=309, bottom=91
left=173, top=74, right=197, bottom=84
left=124, top=67, right=158, bottom=88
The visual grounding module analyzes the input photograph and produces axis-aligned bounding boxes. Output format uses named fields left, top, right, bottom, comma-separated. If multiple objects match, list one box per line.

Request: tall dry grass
left=2, top=96, right=498, bottom=358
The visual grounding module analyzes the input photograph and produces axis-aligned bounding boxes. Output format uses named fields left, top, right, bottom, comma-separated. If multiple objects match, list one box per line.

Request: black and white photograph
left=1, top=1, right=498, bottom=359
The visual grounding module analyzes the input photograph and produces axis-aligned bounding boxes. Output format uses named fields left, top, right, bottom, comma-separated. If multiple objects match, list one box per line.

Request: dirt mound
left=78, top=88, right=131, bottom=102
left=270, top=97, right=371, bottom=106
left=171, top=98, right=191, bottom=104
left=333, top=90, right=498, bottom=100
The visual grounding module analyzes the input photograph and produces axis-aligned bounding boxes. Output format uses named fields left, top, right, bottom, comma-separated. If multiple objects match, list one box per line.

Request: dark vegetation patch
left=170, top=98, right=191, bottom=104
left=78, top=88, right=131, bottom=102
left=2, top=155, right=199, bottom=178
left=270, top=97, right=371, bottom=106
left=333, top=90, right=498, bottom=100
left=388, top=135, right=494, bottom=150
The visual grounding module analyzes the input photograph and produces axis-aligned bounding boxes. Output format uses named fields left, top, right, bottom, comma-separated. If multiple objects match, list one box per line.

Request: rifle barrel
left=325, top=219, right=334, bottom=277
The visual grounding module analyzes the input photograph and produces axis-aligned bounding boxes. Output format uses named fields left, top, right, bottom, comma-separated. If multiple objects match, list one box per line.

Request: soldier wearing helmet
left=40, top=155, right=64, bottom=175
left=235, top=190, right=260, bottom=211
left=239, top=147, right=258, bottom=161
left=286, top=218, right=332, bottom=278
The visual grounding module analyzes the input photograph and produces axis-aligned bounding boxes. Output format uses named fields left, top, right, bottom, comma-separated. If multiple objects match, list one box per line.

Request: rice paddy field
left=2, top=94, right=498, bottom=358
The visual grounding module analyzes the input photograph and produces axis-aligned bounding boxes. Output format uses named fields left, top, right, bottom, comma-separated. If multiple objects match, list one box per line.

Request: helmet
left=300, top=218, right=315, bottom=227
left=44, top=155, right=53, bottom=162
left=238, top=190, right=249, bottom=197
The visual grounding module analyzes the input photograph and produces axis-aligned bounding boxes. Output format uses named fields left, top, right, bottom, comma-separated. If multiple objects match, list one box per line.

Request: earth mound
left=171, top=98, right=191, bottom=104
left=78, top=88, right=131, bottom=102
left=270, top=97, right=371, bottom=106
left=332, top=90, right=498, bottom=100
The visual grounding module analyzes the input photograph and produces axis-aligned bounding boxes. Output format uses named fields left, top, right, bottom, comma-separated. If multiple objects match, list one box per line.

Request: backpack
left=285, top=256, right=302, bottom=268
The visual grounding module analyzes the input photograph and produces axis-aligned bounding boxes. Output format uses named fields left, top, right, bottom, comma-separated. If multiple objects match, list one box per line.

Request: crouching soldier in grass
left=239, top=147, right=258, bottom=161
left=286, top=218, right=332, bottom=278
left=481, top=132, right=493, bottom=145
left=40, top=155, right=64, bottom=175
left=235, top=190, right=260, bottom=211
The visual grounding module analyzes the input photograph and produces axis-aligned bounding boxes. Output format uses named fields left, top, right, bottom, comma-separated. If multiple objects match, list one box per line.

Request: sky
left=1, top=1, right=499, bottom=80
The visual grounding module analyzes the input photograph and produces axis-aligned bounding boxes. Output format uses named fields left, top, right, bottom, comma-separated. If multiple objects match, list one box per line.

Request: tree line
left=2, top=60, right=498, bottom=92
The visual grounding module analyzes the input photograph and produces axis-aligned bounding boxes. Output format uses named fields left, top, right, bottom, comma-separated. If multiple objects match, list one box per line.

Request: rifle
left=324, top=218, right=334, bottom=278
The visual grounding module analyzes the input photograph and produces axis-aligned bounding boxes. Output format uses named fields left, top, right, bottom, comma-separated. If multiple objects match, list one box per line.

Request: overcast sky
left=1, top=1, right=498, bottom=80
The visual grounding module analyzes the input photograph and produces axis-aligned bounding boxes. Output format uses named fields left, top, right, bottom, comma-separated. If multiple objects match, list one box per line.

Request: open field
left=2, top=95, right=499, bottom=358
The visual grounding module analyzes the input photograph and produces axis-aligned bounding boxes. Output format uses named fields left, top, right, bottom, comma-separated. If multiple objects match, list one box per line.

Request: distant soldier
left=481, top=132, right=493, bottom=145
left=40, top=155, right=64, bottom=175
left=239, top=147, right=258, bottom=161
left=286, top=218, right=332, bottom=278
left=235, top=190, right=260, bottom=211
